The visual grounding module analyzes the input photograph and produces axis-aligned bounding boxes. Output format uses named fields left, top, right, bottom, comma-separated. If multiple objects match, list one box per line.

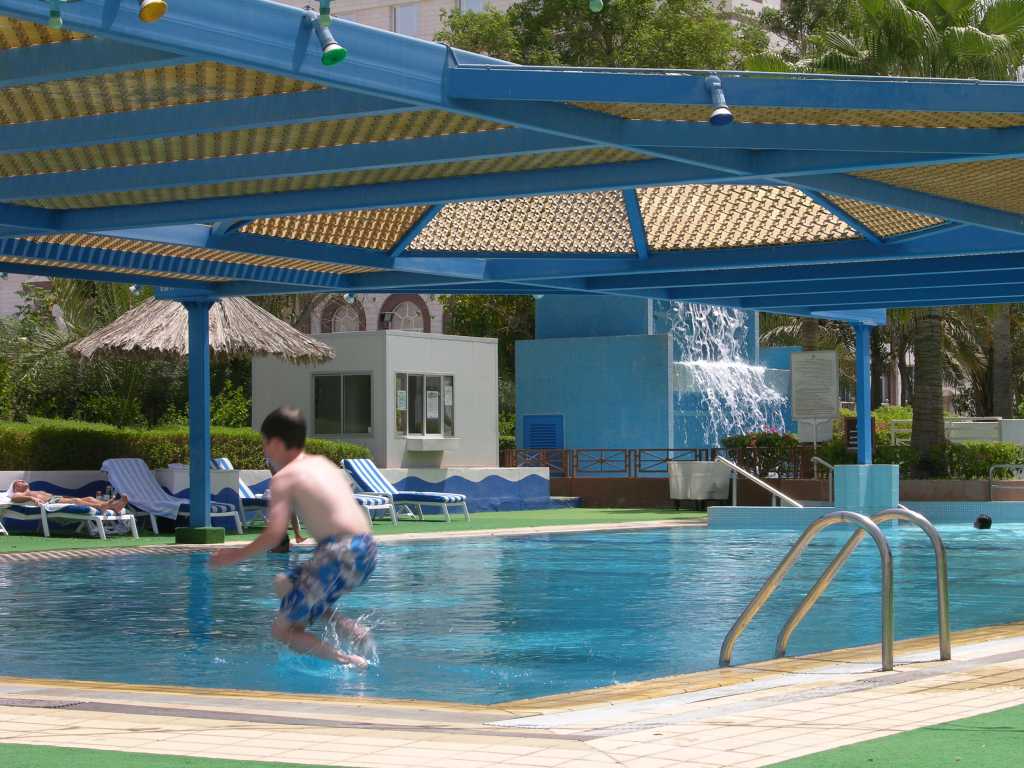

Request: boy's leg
left=271, top=615, right=367, bottom=668
left=332, top=613, right=371, bottom=642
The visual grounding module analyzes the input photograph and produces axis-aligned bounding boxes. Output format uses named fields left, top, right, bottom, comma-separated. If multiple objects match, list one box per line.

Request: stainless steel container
left=668, top=460, right=732, bottom=501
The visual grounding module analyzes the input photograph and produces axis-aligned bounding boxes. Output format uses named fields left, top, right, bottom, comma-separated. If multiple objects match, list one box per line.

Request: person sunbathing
left=8, top=479, right=128, bottom=513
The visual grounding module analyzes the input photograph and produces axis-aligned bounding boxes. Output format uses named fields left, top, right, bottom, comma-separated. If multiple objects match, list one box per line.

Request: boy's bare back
left=270, top=454, right=370, bottom=542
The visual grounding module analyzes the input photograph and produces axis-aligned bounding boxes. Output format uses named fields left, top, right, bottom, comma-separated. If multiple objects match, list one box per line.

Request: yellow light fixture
left=137, top=0, right=167, bottom=23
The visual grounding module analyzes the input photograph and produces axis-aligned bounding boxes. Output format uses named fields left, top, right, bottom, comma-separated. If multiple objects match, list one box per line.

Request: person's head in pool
left=974, top=514, right=993, bottom=530
left=261, top=406, right=306, bottom=472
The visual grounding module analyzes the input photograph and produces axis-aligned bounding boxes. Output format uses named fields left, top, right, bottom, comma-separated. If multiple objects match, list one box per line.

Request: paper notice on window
left=444, top=385, right=454, bottom=407
left=790, top=351, right=840, bottom=420
left=397, top=390, right=407, bottom=411
left=427, top=391, right=440, bottom=419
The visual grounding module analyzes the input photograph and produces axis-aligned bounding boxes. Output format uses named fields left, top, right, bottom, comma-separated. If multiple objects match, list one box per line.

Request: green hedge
left=0, top=417, right=371, bottom=471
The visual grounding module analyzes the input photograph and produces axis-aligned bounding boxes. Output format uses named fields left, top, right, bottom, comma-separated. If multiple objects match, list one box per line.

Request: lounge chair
left=212, top=457, right=269, bottom=523
left=102, top=458, right=242, bottom=534
left=343, top=458, right=470, bottom=522
left=0, top=483, right=139, bottom=540
left=214, top=457, right=396, bottom=525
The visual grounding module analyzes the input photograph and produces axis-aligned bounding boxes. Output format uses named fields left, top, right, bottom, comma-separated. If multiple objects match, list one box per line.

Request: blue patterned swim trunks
left=279, top=534, right=377, bottom=624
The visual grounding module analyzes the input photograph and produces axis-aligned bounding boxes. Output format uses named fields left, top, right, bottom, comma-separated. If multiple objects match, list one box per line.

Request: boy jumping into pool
left=209, top=406, right=377, bottom=669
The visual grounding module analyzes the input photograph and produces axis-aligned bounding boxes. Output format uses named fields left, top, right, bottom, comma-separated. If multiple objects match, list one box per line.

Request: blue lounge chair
left=343, top=458, right=470, bottom=522
left=102, top=458, right=242, bottom=534
left=215, top=457, right=398, bottom=526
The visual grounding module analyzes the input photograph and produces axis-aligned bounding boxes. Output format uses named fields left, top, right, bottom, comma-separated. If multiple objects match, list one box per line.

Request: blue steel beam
left=446, top=64, right=1024, bottom=114
left=801, top=190, right=881, bottom=244
left=186, top=300, right=213, bottom=529
left=0, top=90, right=415, bottom=156
left=0, top=0, right=457, bottom=104
left=854, top=323, right=873, bottom=464
left=0, top=235, right=480, bottom=291
left=0, top=130, right=582, bottom=202
left=57, top=160, right=716, bottom=231
left=797, top=174, right=1024, bottom=236
left=622, top=190, right=649, bottom=260
left=389, top=206, right=443, bottom=259
left=663, top=269, right=1024, bottom=302
left=748, top=284, right=1024, bottom=310
left=0, top=254, right=210, bottom=291
left=587, top=251, right=1024, bottom=292
left=0, top=38, right=191, bottom=88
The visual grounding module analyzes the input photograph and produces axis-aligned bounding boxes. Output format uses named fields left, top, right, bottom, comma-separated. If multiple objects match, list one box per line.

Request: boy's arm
left=209, top=481, right=291, bottom=568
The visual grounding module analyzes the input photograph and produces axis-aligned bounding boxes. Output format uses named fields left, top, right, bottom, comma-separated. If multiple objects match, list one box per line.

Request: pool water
left=1, top=525, right=1023, bottom=704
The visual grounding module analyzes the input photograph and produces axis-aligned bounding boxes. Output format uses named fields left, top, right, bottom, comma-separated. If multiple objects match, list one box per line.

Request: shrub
left=210, top=380, right=250, bottom=428
left=0, top=417, right=370, bottom=471
left=721, top=430, right=798, bottom=450
left=945, top=441, right=1024, bottom=480
left=499, top=434, right=516, bottom=452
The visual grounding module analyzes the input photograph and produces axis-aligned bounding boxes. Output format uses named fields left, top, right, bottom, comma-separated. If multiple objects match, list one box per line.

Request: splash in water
left=667, top=302, right=787, bottom=446
left=280, top=611, right=380, bottom=677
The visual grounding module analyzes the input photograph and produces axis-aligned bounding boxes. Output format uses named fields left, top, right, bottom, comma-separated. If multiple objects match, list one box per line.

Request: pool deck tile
left=3, top=622, right=1024, bottom=767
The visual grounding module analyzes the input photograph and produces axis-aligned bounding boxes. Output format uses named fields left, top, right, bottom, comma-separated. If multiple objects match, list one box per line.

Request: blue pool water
left=1, top=525, right=1023, bottom=704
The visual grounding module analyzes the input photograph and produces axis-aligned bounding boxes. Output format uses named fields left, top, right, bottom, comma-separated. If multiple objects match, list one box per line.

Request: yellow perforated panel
left=856, top=159, right=1024, bottom=216
left=242, top=208, right=431, bottom=251
left=27, top=234, right=381, bottom=276
left=639, top=185, right=859, bottom=250
left=20, top=148, right=647, bottom=209
left=410, top=193, right=634, bottom=253
left=824, top=195, right=944, bottom=237
left=0, top=16, right=88, bottom=48
left=0, top=112, right=507, bottom=176
left=0, top=61, right=319, bottom=126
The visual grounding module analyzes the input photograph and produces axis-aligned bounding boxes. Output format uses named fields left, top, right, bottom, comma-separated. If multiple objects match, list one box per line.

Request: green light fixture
left=305, top=6, right=347, bottom=66
left=43, top=0, right=80, bottom=30
left=589, top=0, right=604, bottom=12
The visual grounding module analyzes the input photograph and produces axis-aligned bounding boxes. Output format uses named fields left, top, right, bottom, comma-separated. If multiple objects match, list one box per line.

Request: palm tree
left=808, top=0, right=1024, bottom=458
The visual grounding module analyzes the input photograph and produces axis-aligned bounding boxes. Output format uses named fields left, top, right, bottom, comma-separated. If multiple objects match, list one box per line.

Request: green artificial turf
left=772, top=703, right=1024, bottom=767
left=0, top=744, right=329, bottom=768
left=0, top=508, right=703, bottom=554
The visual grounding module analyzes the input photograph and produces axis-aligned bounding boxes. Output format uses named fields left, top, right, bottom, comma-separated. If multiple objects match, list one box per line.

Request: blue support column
left=184, top=300, right=214, bottom=536
left=855, top=323, right=873, bottom=464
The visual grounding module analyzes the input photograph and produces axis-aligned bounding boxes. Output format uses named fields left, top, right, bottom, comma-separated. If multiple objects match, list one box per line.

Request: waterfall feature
left=667, top=302, right=788, bottom=446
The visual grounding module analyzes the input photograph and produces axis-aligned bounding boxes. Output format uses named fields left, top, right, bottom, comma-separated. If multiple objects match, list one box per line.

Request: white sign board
left=790, top=351, right=839, bottom=421
left=426, top=391, right=440, bottom=420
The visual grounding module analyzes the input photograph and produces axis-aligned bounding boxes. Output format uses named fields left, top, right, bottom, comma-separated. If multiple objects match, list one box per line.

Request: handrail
left=811, top=457, right=834, bottom=506
left=719, top=510, right=894, bottom=670
left=714, top=456, right=803, bottom=508
left=775, top=505, right=950, bottom=662
left=988, top=463, right=1024, bottom=501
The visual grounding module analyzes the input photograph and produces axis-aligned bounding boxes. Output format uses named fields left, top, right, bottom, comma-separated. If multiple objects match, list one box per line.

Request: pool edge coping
left=3, top=620, right=1022, bottom=718
left=0, top=517, right=706, bottom=561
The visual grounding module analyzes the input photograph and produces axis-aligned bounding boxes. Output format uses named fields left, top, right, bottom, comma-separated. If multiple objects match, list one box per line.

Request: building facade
left=252, top=330, right=499, bottom=468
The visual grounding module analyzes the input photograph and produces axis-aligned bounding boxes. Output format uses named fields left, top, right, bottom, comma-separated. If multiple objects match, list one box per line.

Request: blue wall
left=516, top=334, right=672, bottom=448
left=535, top=295, right=651, bottom=339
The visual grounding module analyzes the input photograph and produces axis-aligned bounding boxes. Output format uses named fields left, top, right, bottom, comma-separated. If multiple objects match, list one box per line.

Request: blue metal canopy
left=3, top=0, right=1024, bottom=521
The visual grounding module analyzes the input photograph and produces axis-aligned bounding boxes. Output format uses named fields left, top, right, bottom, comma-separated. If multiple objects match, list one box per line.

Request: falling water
left=667, top=302, right=788, bottom=446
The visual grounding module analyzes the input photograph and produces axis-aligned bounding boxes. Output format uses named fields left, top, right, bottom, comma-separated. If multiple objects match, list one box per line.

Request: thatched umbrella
left=69, top=296, right=334, bottom=364
left=68, top=296, right=333, bottom=542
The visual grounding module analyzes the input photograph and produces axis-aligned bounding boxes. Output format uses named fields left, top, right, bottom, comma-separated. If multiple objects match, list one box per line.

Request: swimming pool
left=1, top=525, right=1023, bottom=704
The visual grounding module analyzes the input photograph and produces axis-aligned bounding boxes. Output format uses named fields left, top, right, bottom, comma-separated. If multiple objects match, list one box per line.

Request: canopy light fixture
left=137, top=0, right=167, bottom=23
left=42, top=0, right=79, bottom=30
left=705, top=74, right=733, bottom=126
left=304, top=6, right=347, bottom=65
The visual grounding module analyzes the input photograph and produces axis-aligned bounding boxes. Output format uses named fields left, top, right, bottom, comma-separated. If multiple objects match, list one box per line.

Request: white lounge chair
left=343, top=458, right=470, bottom=522
left=212, top=457, right=268, bottom=524
left=102, top=458, right=242, bottom=534
left=0, top=483, right=138, bottom=540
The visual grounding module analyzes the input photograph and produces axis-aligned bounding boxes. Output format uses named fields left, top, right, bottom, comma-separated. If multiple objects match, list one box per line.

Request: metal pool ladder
left=719, top=506, right=951, bottom=672
left=714, top=455, right=804, bottom=508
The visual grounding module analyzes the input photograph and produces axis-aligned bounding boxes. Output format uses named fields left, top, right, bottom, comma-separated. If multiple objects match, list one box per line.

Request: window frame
left=311, top=371, right=374, bottom=438
left=394, top=370, right=455, bottom=438
left=391, top=3, right=419, bottom=35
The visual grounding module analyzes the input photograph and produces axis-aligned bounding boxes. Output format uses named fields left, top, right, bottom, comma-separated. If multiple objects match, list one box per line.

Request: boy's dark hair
left=974, top=514, right=993, bottom=530
left=260, top=406, right=306, bottom=450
